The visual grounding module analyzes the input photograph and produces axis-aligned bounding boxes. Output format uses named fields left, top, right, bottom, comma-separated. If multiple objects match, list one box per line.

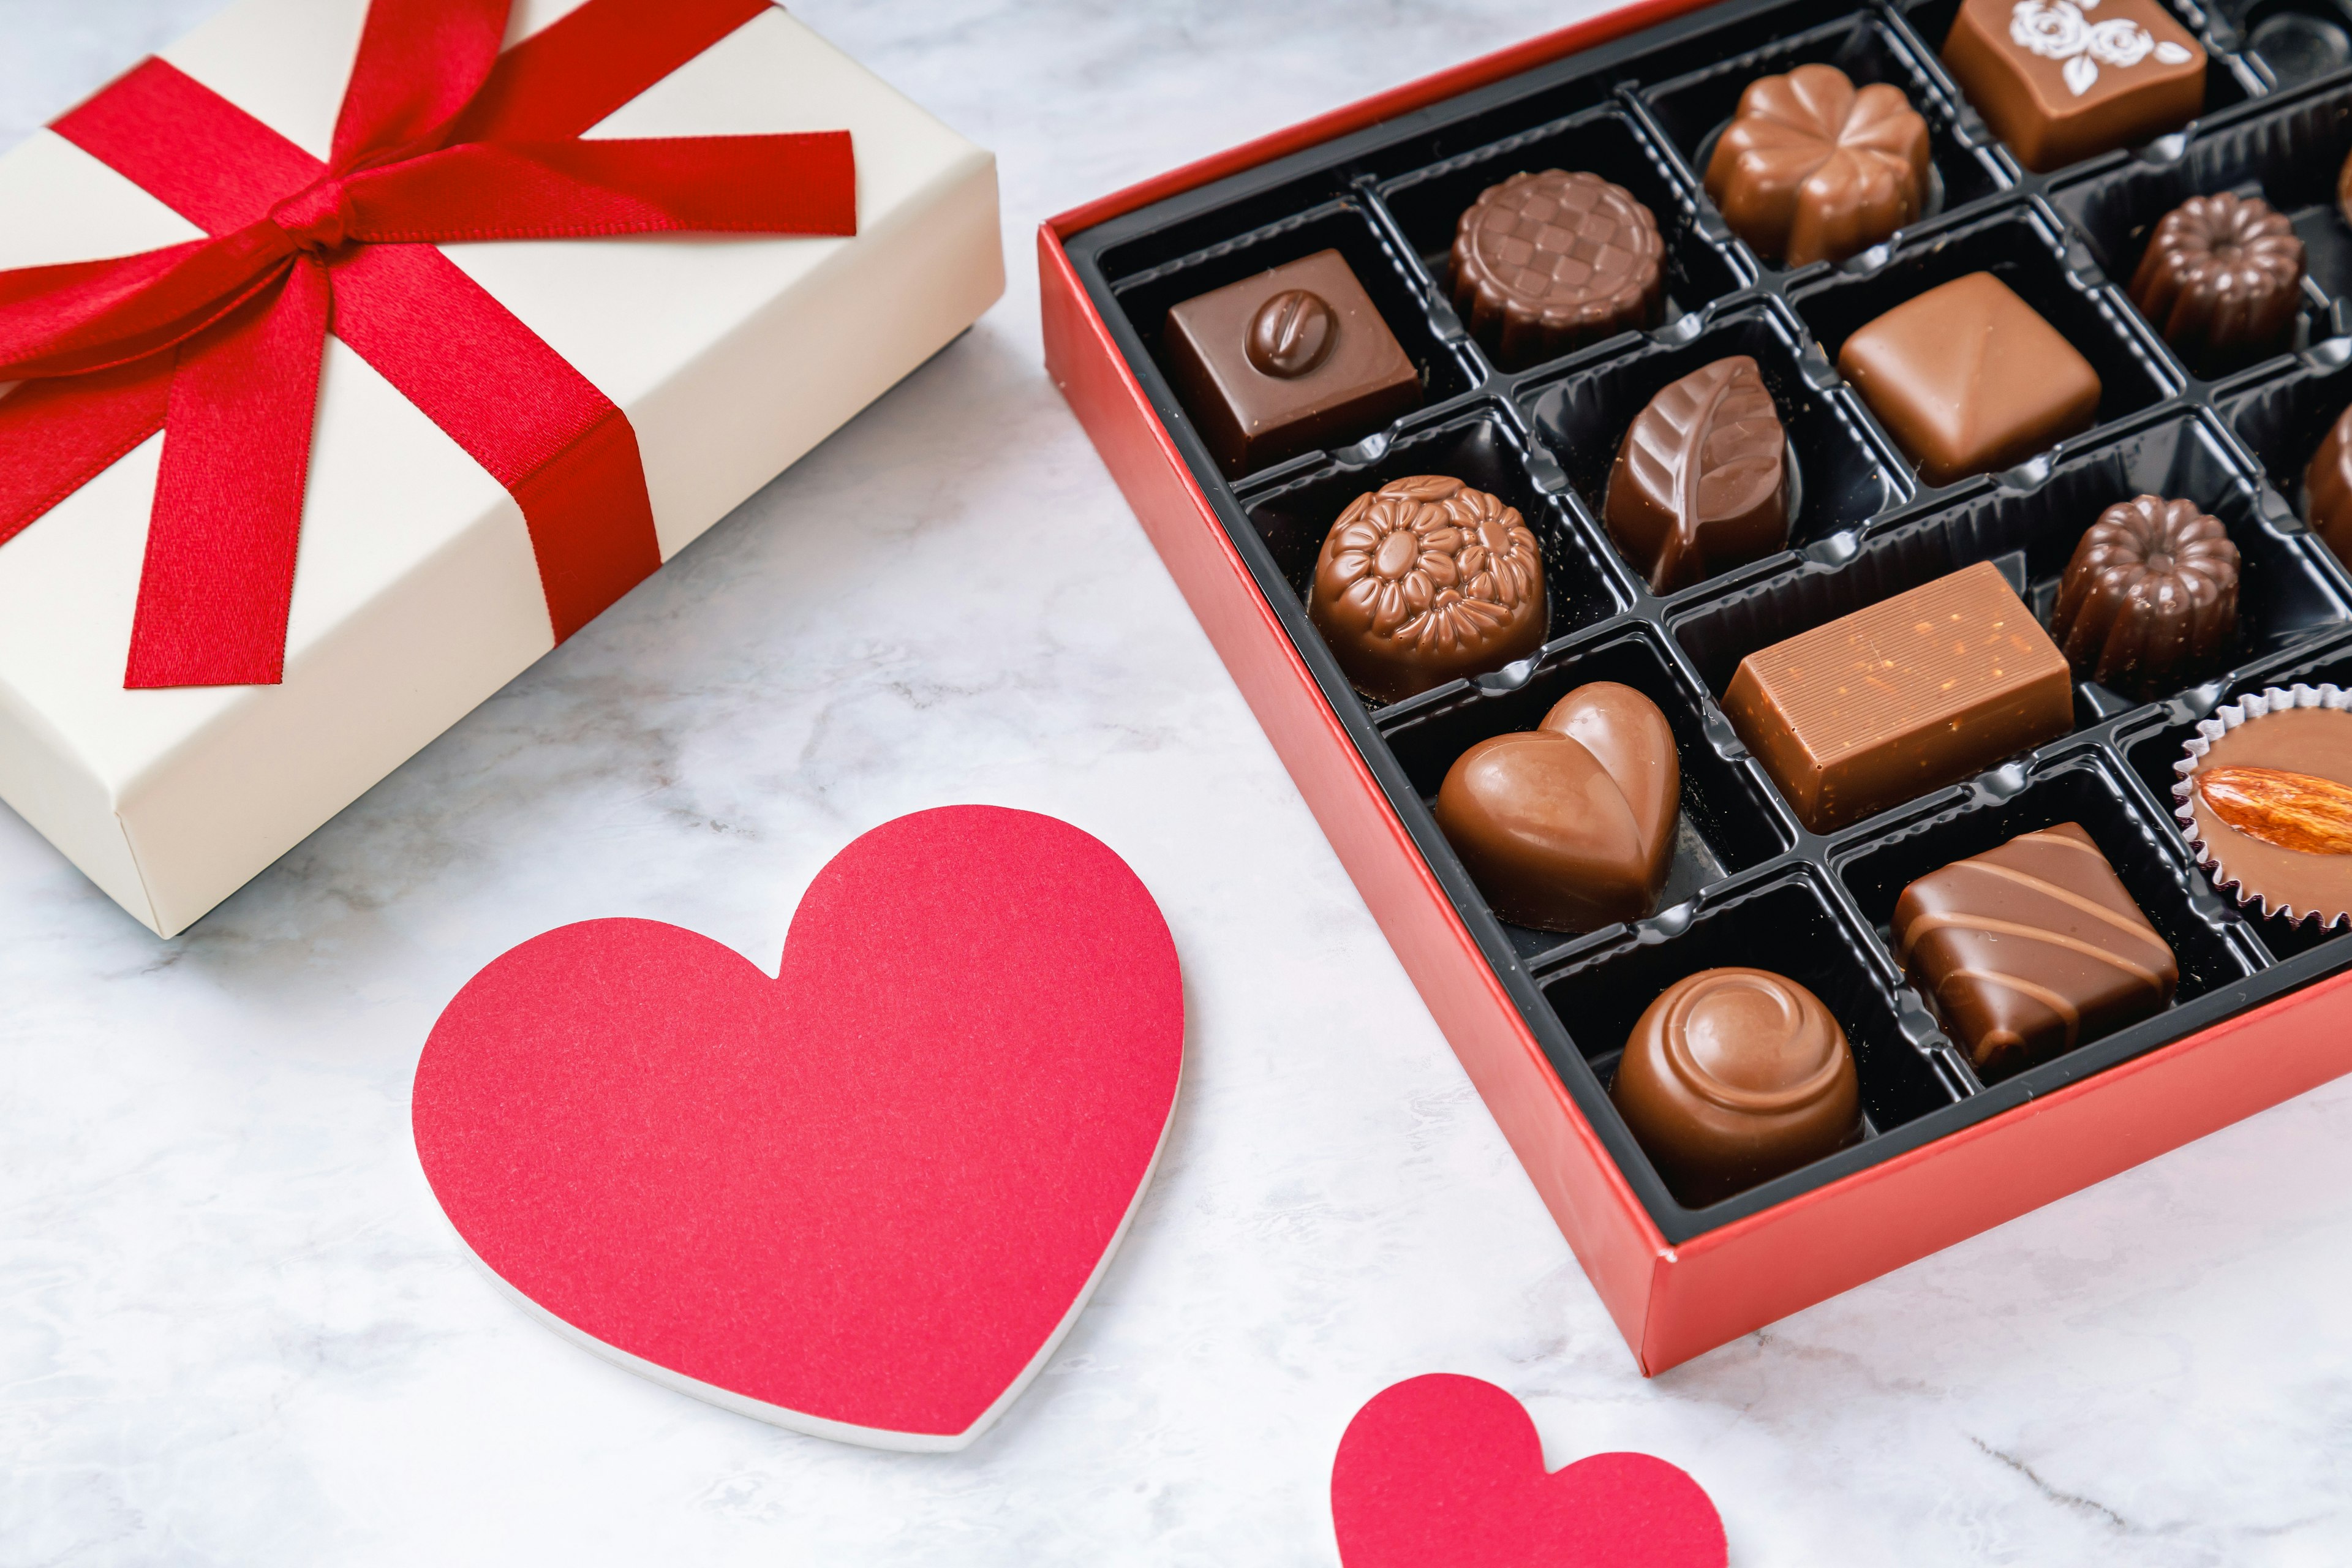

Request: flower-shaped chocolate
left=1703, top=63, right=1931, bottom=267
left=2128, top=192, right=2305, bottom=374
left=1308, top=475, right=1546, bottom=702
left=2048, top=494, right=2239, bottom=696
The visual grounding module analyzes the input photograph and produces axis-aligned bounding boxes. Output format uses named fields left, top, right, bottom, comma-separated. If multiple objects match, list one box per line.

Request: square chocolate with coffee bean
left=1161, top=249, right=1422, bottom=478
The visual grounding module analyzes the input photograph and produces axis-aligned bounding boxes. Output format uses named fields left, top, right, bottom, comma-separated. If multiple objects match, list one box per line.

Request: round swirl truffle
left=2127, top=193, right=2305, bottom=374
left=1450, top=170, right=1665, bottom=370
left=1306, top=475, right=1546, bottom=703
left=1609, top=967, right=1861, bottom=1208
left=2048, top=495, right=2240, bottom=697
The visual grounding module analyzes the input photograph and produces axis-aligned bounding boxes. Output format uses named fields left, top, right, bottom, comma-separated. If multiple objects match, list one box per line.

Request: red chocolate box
left=1040, top=0, right=2352, bottom=1373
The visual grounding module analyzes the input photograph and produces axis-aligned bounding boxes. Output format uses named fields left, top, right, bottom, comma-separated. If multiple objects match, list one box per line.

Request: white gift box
left=0, top=0, right=1001, bottom=936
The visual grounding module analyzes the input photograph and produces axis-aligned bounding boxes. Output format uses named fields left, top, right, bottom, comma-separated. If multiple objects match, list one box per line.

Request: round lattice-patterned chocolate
left=1308, top=475, right=1547, bottom=703
left=1449, top=170, right=1665, bottom=369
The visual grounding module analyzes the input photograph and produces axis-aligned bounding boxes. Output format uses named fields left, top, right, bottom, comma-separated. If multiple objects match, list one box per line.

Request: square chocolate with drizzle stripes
left=1891, top=823, right=2179, bottom=1078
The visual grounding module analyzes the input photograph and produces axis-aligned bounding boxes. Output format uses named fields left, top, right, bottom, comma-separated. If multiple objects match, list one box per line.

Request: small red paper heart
left=1332, top=1375, right=1725, bottom=1568
left=410, top=806, right=1183, bottom=1450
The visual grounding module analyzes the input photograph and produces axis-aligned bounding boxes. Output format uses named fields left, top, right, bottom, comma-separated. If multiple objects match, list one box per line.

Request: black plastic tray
left=1063, top=0, right=2352, bottom=1245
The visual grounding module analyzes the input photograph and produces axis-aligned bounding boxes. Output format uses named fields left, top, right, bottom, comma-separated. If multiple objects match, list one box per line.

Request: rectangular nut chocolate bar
left=1725, top=561, right=2073, bottom=832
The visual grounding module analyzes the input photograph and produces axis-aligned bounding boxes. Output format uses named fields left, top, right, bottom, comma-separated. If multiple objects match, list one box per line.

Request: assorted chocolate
left=1140, top=2, right=2352, bottom=1224
left=2049, top=496, right=2241, bottom=696
left=1604, top=355, right=1790, bottom=594
left=1725, top=561, right=2075, bottom=833
left=1893, top=823, right=2179, bottom=1077
left=1610, top=967, right=1862, bottom=1206
left=1450, top=170, right=1665, bottom=368
left=1837, top=271, right=2101, bottom=486
left=1942, top=0, right=2204, bottom=173
left=1307, top=476, right=1545, bottom=701
left=2127, top=194, right=2305, bottom=375
left=1161, top=249, right=1422, bottom=477
left=1434, top=682, right=1681, bottom=933
left=1703, top=64, right=1930, bottom=266
left=2177, top=687, right=2352, bottom=929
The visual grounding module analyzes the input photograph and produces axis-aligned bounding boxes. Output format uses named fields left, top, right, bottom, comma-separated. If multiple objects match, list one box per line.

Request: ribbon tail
left=126, top=257, right=330, bottom=688
left=0, top=362, right=173, bottom=549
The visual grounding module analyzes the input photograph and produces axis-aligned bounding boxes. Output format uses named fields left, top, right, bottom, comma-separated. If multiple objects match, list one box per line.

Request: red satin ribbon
left=0, top=0, right=853, bottom=688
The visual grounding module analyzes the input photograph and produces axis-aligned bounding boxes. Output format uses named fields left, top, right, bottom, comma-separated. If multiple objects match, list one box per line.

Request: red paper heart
left=410, top=806, right=1183, bottom=1450
left=1332, top=1375, right=1725, bottom=1568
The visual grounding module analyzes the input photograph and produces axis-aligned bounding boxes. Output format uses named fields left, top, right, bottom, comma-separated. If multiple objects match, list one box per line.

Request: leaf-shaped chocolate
left=1602, top=354, right=1790, bottom=594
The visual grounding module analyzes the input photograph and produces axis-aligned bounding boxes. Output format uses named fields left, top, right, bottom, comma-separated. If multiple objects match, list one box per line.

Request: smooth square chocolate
left=1943, top=0, right=2203, bottom=173
left=1893, top=821, right=2178, bottom=1077
left=1836, top=271, right=2101, bottom=486
left=1161, top=249, right=1422, bottom=477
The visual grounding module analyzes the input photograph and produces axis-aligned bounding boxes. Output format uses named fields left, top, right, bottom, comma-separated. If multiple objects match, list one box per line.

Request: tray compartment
left=1899, top=0, right=2261, bottom=157
left=1833, top=748, right=2261, bottom=1078
left=1538, top=867, right=1966, bottom=1211
left=1520, top=303, right=1910, bottom=592
left=1235, top=402, right=1626, bottom=683
left=2050, top=80, right=2352, bottom=376
left=1376, top=620, right=1795, bottom=959
left=1373, top=104, right=1749, bottom=375
left=1640, top=6, right=2008, bottom=254
left=2218, top=341, right=2352, bottom=549
left=1789, top=203, right=2180, bottom=477
left=1106, top=199, right=1482, bottom=484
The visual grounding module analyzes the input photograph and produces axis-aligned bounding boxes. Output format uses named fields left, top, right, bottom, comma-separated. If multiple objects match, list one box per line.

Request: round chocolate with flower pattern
left=1307, top=475, right=1546, bottom=703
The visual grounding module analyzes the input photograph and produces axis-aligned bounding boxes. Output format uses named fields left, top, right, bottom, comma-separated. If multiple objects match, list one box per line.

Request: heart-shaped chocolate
left=1433, top=681, right=1680, bottom=933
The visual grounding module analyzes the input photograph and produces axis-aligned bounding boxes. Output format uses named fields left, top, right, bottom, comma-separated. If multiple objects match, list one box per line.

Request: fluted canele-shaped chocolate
left=1604, top=355, right=1789, bottom=593
left=1703, top=64, right=1930, bottom=267
left=2048, top=496, right=2240, bottom=696
left=1894, top=823, right=2177, bottom=1077
left=2304, top=403, right=2352, bottom=568
left=2127, top=194, right=2304, bottom=374
left=1307, top=476, right=1547, bottom=702
left=1434, top=682, right=1681, bottom=933
left=1610, top=967, right=1861, bottom=1207
left=1450, top=170, right=1664, bottom=369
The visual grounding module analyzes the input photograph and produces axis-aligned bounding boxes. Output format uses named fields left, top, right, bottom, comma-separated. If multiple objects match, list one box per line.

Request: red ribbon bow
left=0, top=0, right=852, bottom=688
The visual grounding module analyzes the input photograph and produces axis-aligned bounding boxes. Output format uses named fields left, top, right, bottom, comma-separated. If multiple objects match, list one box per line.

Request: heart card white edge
left=426, top=1046, right=1183, bottom=1453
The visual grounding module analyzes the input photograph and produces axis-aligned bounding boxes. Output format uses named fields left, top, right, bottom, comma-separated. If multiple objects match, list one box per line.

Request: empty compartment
left=2226, top=0, right=2352, bottom=88
left=1238, top=404, right=1624, bottom=695
left=1378, top=622, right=1793, bottom=957
left=1520, top=304, right=1909, bottom=589
left=1375, top=105, right=1749, bottom=374
left=2049, top=81, right=2352, bottom=375
left=1539, top=869, right=1963, bottom=1210
left=1110, top=200, right=1479, bottom=483
left=1642, top=6, right=2007, bottom=257
left=1790, top=203, right=2178, bottom=478
left=1835, top=750, right=2254, bottom=1079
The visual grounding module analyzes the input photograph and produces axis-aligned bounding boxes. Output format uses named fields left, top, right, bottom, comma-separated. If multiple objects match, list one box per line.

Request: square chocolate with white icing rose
left=1942, top=0, right=2203, bottom=173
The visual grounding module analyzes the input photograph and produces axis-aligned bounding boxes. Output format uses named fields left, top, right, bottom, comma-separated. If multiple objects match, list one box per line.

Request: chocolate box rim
left=1041, top=0, right=2352, bottom=1264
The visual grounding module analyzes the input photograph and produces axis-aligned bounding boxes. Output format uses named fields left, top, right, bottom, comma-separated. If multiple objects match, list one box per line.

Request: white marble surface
left=3, top=1, right=2350, bottom=1562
